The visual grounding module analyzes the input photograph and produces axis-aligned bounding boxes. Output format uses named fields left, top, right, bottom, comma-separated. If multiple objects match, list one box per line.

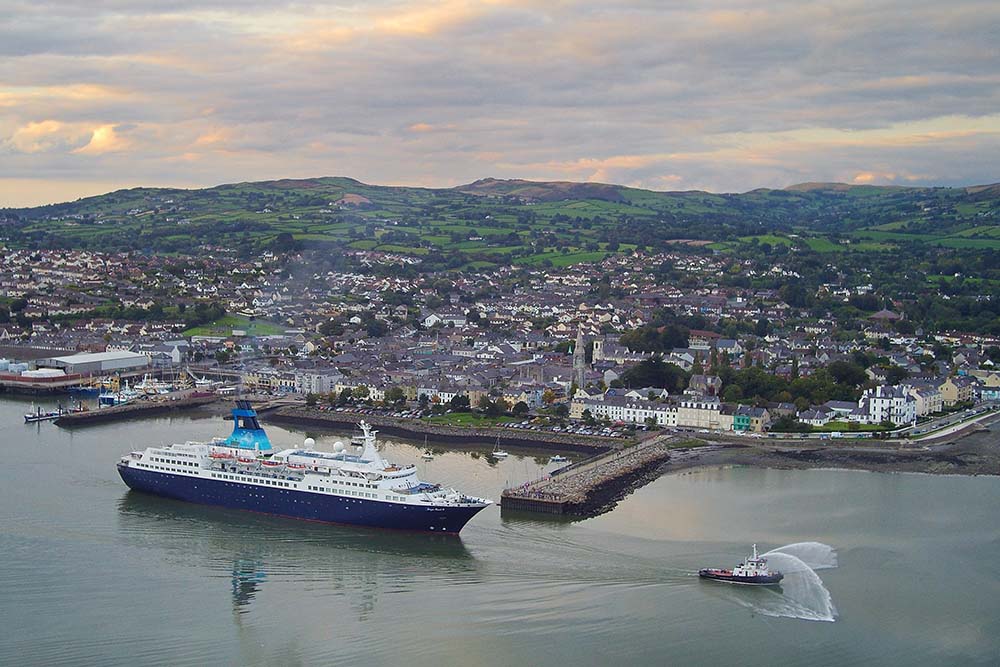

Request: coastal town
left=6, top=0, right=1000, bottom=660
left=1, top=245, right=997, bottom=442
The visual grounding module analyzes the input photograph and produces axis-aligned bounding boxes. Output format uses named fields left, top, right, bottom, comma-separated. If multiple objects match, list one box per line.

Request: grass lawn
left=183, top=315, right=286, bottom=337
left=737, top=234, right=794, bottom=246
left=424, top=413, right=519, bottom=427
left=802, top=237, right=843, bottom=253
left=812, top=420, right=887, bottom=432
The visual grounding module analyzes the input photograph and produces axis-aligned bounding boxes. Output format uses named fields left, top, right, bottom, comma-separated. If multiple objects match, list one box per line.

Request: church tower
left=573, top=325, right=587, bottom=390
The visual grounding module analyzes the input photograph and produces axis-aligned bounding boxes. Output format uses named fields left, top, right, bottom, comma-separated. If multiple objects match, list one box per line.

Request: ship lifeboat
left=286, top=463, right=306, bottom=470
left=261, top=459, right=283, bottom=467
left=237, top=457, right=256, bottom=465
left=210, top=451, right=234, bottom=460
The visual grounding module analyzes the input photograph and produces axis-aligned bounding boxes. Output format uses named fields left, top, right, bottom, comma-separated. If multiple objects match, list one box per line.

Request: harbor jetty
left=54, top=394, right=217, bottom=427
left=265, top=406, right=622, bottom=452
left=500, top=436, right=676, bottom=515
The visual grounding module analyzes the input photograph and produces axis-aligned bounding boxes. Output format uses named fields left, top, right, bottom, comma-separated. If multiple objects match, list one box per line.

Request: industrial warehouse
left=34, top=351, right=151, bottom=375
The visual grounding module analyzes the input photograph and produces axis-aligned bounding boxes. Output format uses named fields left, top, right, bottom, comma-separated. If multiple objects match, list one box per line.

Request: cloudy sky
left=1, top=0, right=998, bottom=206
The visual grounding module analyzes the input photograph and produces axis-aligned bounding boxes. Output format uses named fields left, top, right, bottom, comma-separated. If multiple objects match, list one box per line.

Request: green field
left=183, top=315, right=285, bottom=337
left=424, top=413, right=518, bottom=427
left=813, top=421, right=887, bottom=432
left=802, top=237, right=843, bottom=253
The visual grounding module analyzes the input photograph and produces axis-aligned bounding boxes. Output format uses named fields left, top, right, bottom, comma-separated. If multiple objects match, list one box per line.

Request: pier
left=54, top=394, right=218, bottom=427
left=500, top=436, right=676, bottom=515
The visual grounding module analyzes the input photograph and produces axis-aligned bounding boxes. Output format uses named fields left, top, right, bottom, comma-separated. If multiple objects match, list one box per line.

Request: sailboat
left=491, top=436, right=509, bottom=458
left=421, top=435, right=434, bottom=460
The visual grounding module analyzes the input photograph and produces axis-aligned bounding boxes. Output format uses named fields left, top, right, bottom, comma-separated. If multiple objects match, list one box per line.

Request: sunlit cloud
left=3, top=119, right=107, bottom=154
left=852, top=172, right=895, bottom=184
left=6, top=120, right=70, bottom=153
left=73, top=124, right=130, bottom=155
left=1, top=1, right=998, bottom=206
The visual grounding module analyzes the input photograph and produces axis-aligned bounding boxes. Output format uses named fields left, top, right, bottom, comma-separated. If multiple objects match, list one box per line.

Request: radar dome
left=333, top=441, right=345, bottom=452
left=303, top=437, right=316, bottom=449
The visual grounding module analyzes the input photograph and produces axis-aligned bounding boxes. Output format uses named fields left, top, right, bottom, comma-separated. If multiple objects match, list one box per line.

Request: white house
left=855, top=385, right=917, bottom=426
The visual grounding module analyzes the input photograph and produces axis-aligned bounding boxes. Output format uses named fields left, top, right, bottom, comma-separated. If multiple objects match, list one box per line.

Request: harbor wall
left=500, top=439, right=673, bottom=516
left=54, top=395, right=218, bottom=427
left=265, top=406, right=618, bottom=453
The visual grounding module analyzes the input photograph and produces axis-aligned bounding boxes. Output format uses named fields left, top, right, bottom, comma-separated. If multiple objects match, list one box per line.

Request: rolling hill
left=2, top=176, right=998, bottom=265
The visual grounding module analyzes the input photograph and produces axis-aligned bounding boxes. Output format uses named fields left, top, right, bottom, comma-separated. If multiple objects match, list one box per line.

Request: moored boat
left=24, top=402, right=85, bottom=423
left=491, top=437, right=509, bottom=458
left=699, top=544, right=784, bottom=586
left=24, top=405, right=64, bottom=423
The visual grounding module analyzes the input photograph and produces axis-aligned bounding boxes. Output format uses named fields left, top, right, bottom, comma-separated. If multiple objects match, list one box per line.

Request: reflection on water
left=116, top=490, right=477, bottom=621
left=232, top=559, right=266, bottom=611
left=498, top=508, right=584, bottom=528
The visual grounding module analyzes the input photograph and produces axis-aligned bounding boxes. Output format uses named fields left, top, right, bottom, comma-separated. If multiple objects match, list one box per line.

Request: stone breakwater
left=265, top=406, right=622, bottom=453
left=54, top=394, right=218, bottom=427
left=500, top=438, right=675, bottom=515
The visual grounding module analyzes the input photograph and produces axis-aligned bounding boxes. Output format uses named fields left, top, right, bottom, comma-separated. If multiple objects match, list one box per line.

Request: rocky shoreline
left=663, top=428, right=1000, bottom=477
left=565, top=453, right=677, bottom=518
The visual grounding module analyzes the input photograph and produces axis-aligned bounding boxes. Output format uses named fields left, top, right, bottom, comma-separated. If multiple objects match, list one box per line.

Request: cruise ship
left=117, top=401, right=492, bottom=533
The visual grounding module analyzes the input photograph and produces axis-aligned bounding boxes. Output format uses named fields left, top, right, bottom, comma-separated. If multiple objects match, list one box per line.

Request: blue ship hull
left=117, top=464, right=486, bottom=534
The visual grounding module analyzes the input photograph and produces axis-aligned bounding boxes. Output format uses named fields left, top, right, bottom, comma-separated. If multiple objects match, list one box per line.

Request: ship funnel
left=223, top=401, right=273, bottom=452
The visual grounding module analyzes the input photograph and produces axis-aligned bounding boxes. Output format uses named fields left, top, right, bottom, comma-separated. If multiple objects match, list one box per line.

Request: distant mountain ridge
left=456, top=178, right=628, bottom=203
left=2, top=174, right=997, bottom=259
left=6, top=175, right=999, bottom=211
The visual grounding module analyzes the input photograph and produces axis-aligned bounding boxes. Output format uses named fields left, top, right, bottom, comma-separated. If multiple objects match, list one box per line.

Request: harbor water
left=1, top=396, right=998, bottom=666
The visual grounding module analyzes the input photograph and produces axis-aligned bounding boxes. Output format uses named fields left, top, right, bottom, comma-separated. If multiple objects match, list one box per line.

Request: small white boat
left=549, top=454, right=569, bottom=463
left=421, top=451, right=434, bottom=460
left=491, top=438, right=509, bottom=458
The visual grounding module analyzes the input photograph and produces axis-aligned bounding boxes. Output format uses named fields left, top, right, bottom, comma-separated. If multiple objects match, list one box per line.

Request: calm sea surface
left=1, top=396, right=998, bottom=666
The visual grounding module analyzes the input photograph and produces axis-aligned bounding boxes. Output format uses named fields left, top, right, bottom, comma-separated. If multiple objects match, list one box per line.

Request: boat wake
left=723, top=542, right=838, bottom=622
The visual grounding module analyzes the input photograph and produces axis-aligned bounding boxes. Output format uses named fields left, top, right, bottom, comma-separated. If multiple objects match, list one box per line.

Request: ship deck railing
left=392, top=483, right=441, bottom=495
left=209, top=462, right=304, bottom=482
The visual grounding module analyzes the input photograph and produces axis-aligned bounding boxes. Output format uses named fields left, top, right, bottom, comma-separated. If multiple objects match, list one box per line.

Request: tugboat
left=699, top=544, right=784, bottom=586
